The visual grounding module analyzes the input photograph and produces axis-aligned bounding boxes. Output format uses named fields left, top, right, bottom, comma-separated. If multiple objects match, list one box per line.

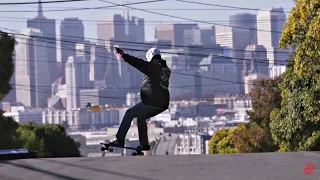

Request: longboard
left=100, top=143, right=144, bottom=156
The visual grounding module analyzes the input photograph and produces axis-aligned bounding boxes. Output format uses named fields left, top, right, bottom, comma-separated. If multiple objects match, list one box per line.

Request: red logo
left=304, top=163, right=315, bottom=175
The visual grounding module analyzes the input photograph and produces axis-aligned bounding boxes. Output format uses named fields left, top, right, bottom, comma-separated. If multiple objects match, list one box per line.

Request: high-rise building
left=97, top=14, right=126, bottom=49
left=257, top=7, right=286, bottom=48
left=198, top=26, right=216, bottom=46
left=123, top=9, right=145, bottom=43
left=15, top=28, right=51, bottom=108
left=60, top=17, right=85, bottom=82
left=257, top=7, right=289, bottom=66
left=229, top=13, right=257, bottom=45
left=27, top=0, right=59, bottom=87
left=216, top=26, right=251, bottom=94
left=79, top=88, right=128, bottom=108
left=242, top=45, right=269, bottom=92
left=89, top=44, right=109, bottom=81
left=155, top=24, right=198, bottom=48
left=3, top=54, right=16, bottom=102
left=97, top=13, right=146, bottom=90
left=183, top=26, right=219, bottom=68
left=65, top=56, right=90, bottom=110
left=198, top=55, right=239, bottom=96
left=244, top=45, right=269, bottom=77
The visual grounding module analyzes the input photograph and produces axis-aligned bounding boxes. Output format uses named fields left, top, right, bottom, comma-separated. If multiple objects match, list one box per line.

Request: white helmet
left=146, top=47, right=161, bottom=62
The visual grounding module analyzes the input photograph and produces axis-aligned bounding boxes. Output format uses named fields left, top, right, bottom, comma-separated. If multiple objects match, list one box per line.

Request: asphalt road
left=154, top=134, right=177, bottom=155
left=0, top=152, right=319, bottom=180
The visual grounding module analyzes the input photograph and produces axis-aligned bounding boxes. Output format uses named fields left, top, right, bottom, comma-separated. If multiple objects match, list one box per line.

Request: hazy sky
left=0, top=0, right=295, bottom=41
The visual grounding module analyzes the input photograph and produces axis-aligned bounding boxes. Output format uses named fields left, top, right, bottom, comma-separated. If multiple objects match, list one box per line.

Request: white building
left=42, top=107, right=121, bottom=130
left=126, top=92, right=140, bottom=107
left=65, top=56, right=90, bottom=110
left=244, top=73, right=267, bottom=94
left=215, top=26, right=252, bottom=50
left=15, top=28, right=51, bottom=108
left=269, top=65, right=287, bottom=78
left=4, top=105, right=43, bottom=124
left=257, top=7, right=289, bottom=66
left=174, top=133, right=211, bottom=155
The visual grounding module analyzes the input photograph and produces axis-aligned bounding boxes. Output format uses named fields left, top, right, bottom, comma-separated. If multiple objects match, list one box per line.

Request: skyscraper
left=244, top=45, right=269, bottom=77
left=65, top=56, right=90, bottom=110
left=97, top=14, right=126, bottom=49
left=229, top=13, right=257, bottom=45
left=15, top=28, right=51, bottom=108
left=27, top=0, right=59, bottom=85
left=89, top=44, right=108, bottom=82
left=60, top=18, right=85, bottom=82
left=155, top=24, right=198, bottom=48
left=257, top=7, right=288, bottom=66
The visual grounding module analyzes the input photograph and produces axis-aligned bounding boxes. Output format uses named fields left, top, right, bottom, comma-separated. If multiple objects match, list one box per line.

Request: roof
left=199, top=54, right=235, bottom=65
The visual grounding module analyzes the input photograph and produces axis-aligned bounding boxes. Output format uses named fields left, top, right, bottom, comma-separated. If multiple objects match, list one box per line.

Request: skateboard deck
left=100, top=143, right=144, bottom=156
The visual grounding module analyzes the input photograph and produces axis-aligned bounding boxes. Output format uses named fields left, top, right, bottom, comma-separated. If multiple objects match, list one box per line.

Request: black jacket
left=122, top=53, right=171, bottom=109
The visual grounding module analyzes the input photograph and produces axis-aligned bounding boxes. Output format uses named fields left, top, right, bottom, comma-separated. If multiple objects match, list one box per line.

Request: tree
left=18, top=122, right=81, bottom=158
left=208, top=128, right=238, bottom=154
left=0, top=110, right=22, bottom=149
left=0, top=31, right=21, bottom=149
left=232, top=77, right=281, bottom=153
left=233, top=123, right=276, bottom=153
left=270, top=0, right=320, bottom=151
left=0, top=31, right=15, bottom=101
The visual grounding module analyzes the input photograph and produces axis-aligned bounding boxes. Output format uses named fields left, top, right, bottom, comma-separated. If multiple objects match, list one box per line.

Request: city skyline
left=0, top=0, right=294, bottom=43
left=3, top=0, right=291, bottom=117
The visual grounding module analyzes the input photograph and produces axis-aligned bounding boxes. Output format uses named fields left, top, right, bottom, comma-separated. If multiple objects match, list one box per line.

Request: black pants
left=116, top=102, right=166, bottom=146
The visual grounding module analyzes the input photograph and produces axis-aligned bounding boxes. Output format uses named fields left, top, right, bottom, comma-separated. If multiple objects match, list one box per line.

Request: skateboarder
left=109, top=47, right=171, bottom=151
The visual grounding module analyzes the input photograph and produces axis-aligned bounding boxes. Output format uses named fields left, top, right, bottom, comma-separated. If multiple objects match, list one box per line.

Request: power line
left=1, top=25, right=292, bottom=55
left=98, top=0, right=286, bottom=34
left=175, top=0, right=291, bottom=13
left=0, top=0, right=166, bottom=12
left=4, top=29, right=289, bottom=67
left=0, top=16, right=288, bottom=23
left=0, top=8, right=290, bottom=12
left=12, top=83, right=236, bottom=90
left=1, top=28, right=287, bottom=85
left=11, top=86, right=247, bottom=104
left=0, top=0, right=90, bottom=5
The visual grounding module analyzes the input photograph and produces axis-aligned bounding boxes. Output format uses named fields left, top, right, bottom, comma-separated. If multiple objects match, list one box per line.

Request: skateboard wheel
left=140, top=152, right=144, bottom=156
left=132, top=152, right=137, bottom=156
left=101, top=147, right=106, bottom=151
left=109, top=148, right=114, bottom=152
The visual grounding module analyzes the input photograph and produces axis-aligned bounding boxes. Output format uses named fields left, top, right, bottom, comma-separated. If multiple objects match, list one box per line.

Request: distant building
left=60, top=18, right=85, bottom=82
left=244, top=73, right=267, bottom=94
left=79, top=88, right=128, bottom=108
left=27, top=0, right=59, bottom=86
left=199, top=55, right=239, bottom=96
left=174, top=133, right=211, bottom=155
left=15, top=28, right=51, bottom=108
left=244, top=44, right=269, bottom=77
left=65, top=56, right=91, bottom=110
left=257, top=7, right=289, bottom=66
left=4, top=105, right=43, bottom=124
left=269, top=65, right=287, bottom=78
left=155, top=24, right=198, bottom=48
left=168, top=69, right=201, bottom=100
left=229, top=13, right=257, bottom=45
left=42, top=107, right=121, bottom=130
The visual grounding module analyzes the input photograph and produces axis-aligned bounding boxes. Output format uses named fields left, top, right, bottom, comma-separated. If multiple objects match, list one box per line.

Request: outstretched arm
left=122, top=53, right=152, bottom=76
left=115, top=47, right=154, bottom=76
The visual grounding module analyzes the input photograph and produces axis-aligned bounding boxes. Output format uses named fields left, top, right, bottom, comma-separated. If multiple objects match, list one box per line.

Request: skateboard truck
left=100, top=143, right=144, bottom=156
